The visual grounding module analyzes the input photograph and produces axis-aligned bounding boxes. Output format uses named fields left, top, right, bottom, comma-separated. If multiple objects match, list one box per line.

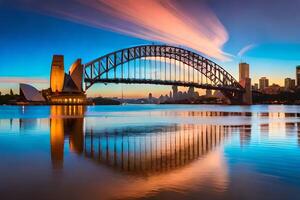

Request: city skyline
left=1, top=0, right=300, bottom=97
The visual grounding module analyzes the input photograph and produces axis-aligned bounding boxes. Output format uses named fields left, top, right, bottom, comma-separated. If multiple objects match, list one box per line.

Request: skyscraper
left=284, top=78, right=296, bottom=90
left=296, top=66, right=300, bottom=86
left=259, top=77, right=269, bottom=90
left=188, top=86, right=194, bottom=97
left=292, top=79, right=296, bottom=89
left=172, top=85, right=178, bottom=100
left=239, top=63, right=250, bottom=82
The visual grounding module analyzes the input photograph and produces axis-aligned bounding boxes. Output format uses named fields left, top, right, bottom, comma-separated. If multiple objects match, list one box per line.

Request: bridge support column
left=240, top=78, right=252, bottom=105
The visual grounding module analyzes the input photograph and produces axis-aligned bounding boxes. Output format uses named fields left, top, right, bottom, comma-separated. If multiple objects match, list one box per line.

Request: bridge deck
left=85, top=78, right=245, bottom=92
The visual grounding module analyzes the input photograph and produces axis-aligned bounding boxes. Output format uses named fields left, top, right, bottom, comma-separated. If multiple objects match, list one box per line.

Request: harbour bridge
left=83, top=45, right=249, bottom=104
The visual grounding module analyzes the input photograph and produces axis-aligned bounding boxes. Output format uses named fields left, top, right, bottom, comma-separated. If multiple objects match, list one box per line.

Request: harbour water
left=1, top=105, right=300, bottom=200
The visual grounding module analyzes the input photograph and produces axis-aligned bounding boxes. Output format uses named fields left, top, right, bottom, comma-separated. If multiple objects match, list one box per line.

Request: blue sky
left=1, top=0, right=300, bottom=97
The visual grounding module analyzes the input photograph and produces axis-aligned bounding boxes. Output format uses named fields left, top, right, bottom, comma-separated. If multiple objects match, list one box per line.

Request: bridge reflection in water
left=49, top=105, right=239, bottom=173
left=84, top=124, right=230, bottom=175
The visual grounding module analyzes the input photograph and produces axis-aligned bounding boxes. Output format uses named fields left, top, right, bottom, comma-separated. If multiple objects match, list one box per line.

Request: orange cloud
left=21, top=0, right=230, bottom=61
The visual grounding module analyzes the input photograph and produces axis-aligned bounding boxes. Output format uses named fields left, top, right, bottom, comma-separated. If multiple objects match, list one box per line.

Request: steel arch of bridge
left=83, top=45, right=244, bottom=99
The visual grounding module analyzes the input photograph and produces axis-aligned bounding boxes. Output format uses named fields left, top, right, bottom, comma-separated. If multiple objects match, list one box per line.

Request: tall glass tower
left=296, top=66, right=300, bottom=86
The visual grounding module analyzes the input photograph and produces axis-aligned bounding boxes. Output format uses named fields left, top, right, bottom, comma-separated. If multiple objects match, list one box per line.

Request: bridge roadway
left=84, top=78, right=244, bottom=92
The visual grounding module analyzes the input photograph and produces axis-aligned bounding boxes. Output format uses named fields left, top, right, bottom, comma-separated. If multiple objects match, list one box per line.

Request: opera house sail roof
left=50, top=55, right=65, bottom=93
left=69, top=59, right=83, bottom=92
left=50, top=56, right=83, bottom=94
left=63, top=74, right=80, bottom=93
left=20, top=83, right=45, bottom=102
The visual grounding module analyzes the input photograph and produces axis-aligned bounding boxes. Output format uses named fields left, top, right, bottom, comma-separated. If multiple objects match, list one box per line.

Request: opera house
left=19, top=55, right=88, bottom=105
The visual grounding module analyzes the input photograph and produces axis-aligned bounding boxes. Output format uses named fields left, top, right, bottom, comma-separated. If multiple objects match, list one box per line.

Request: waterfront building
left=284, top=78, right=296, bottom=90
left=48, top=55, right=87, bottom=105
left=264, top=84, right=282, bottom=95
left=18, top=55, right=87, bottom=105
left=206, top=89, right=212, bottom=97
left=169, top=86, right=199, bottom=101
left=252, top=83, right=259, bottom=90
left=148, top=93, right=154, bottom=103
left=148, top=93, right=153, bottom=100
left=213, top=90, right=225, bottom=99
left=292, top=79, right=296, bottom=89
left=158, top=94, right=168, bottom=103
left=188, top=86, right=194, bottom=94
left=297, top=66, right=300, bottom=86
left=187, top=86, right=195, bottom=98
left=259, top=77, right=269, bottom=90
left=172, top=85, right=178, bottom=100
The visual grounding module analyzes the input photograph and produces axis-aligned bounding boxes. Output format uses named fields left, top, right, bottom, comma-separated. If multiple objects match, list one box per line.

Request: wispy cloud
left=0, top=77, right=49, bottom=84
left=18, top=0, right=230, bottom=61
left=237, top=44, right=257, bottom=57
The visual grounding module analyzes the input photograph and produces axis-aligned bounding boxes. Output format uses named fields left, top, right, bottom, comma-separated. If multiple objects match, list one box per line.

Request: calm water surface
left=1, top=104, right=300, bottom=200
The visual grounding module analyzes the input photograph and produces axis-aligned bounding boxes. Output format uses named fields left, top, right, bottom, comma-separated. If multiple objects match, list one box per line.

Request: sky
left=1, top=0, right=300, bottom=97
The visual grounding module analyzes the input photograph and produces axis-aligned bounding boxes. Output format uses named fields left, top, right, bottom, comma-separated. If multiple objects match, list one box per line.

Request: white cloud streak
left=237, top=44, right=257, bottom=57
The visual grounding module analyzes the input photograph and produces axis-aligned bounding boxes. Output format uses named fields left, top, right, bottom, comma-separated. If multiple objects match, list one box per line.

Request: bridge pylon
left=240, top=78, right=252, bottom=105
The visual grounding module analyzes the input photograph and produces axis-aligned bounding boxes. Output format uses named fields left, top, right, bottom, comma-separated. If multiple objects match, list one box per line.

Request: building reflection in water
left=19, top=118, right=38, bottom=131
left=239, top=125, right=252, bottom=147
left=50, top=105, right=84, bottom=169
left=297, top=123, right=300, bottom=147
